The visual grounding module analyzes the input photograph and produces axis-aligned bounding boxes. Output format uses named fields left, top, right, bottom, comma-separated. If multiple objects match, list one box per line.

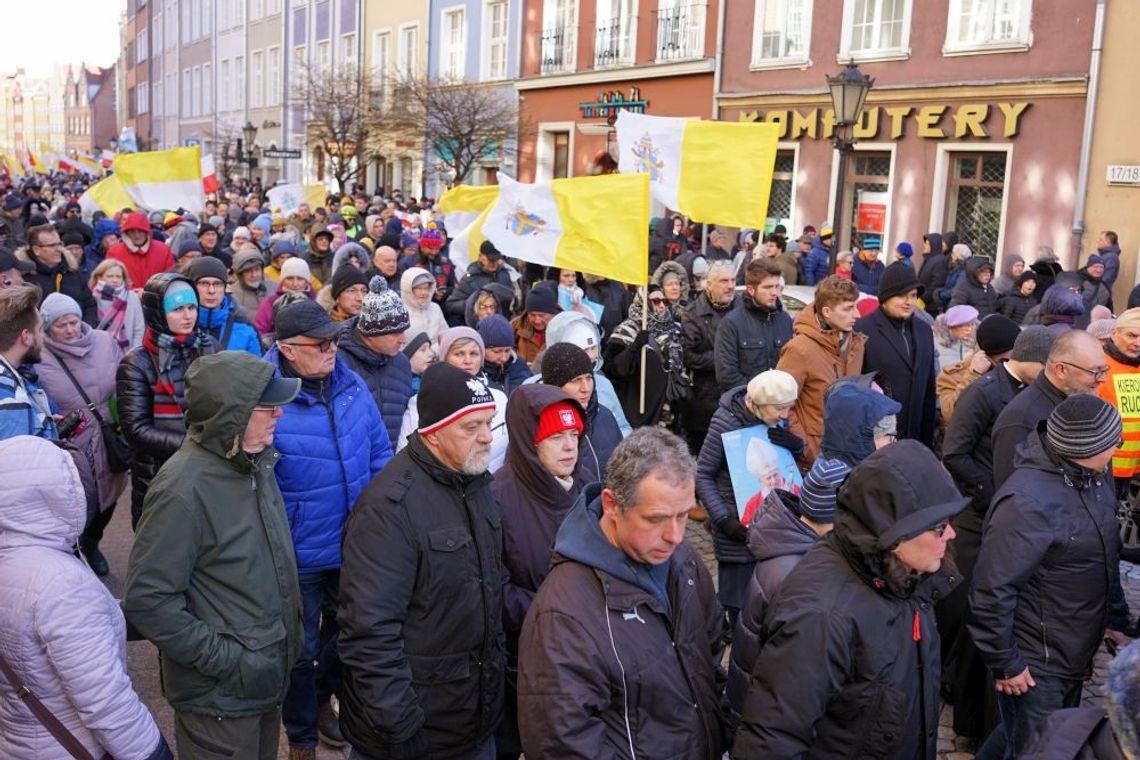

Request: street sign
left=1106, top=165, right=1140, bottom=186
left=263, top=148, right=302, bottom=159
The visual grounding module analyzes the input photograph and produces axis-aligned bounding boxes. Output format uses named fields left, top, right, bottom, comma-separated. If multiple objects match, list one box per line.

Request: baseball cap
left=274, top=299, right=342, bottom=341
left=258, top=376, right=302, bottom=406
left=0, top=247, right=34, bottom=273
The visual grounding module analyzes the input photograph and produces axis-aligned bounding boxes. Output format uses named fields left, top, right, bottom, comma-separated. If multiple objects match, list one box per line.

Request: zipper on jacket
left=1040, top=620, right=1050, bottom=664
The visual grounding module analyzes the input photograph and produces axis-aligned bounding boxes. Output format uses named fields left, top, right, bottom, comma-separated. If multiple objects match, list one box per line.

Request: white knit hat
left=280, top=257, right=311, bottom=281
left=747, top=369, right=798, bottom=406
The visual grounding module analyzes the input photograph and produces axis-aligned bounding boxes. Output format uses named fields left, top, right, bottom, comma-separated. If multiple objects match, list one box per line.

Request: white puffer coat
left=0, top=436, right=163, bottom=759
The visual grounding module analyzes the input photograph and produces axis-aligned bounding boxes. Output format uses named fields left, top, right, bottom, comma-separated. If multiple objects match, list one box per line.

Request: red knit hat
left=533, top=401, right=584, bottom=445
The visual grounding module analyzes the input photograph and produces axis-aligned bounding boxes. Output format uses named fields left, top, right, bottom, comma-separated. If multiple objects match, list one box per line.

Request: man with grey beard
left=337, top=362, right=504, bottom=760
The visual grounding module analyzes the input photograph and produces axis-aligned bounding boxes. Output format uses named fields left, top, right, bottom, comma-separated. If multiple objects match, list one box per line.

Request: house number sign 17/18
left=1107, top=165, right=1140, bottom=185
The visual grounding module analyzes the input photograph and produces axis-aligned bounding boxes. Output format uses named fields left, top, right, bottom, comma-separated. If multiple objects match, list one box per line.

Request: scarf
left=143, top=328, right=200, bottom=430
left=94, top=283, right=130, bottom=349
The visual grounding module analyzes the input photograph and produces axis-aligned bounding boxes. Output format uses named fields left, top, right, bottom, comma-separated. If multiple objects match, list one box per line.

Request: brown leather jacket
left=776, top=302, right=867, bottom=465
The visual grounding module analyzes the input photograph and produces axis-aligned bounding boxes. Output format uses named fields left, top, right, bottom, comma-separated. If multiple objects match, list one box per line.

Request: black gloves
left=719, top=516, right=748, bottom=542
left=632, top=330, right=651, bottom=349
left=767, top=426, right=804, bottom=457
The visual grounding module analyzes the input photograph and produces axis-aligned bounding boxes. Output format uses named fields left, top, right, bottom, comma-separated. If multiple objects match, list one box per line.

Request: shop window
left=945, top=0, right=1031, bottom=55
left=843, top=152, right=891, bottom=251
left=767, top=150, right=796, bottom=229
left=839, top=0, right=912, bottom=62
left=552, top=132, right=570, bottom=179
left=946, top=152, right=1006, bottom=262
left=751, top=0, right=812, bottom=69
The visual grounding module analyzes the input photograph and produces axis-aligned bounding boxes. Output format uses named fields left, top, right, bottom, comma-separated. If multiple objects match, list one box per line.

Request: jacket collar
left=406, top=431, right=491, bottom=493
left=870, top=308, right=915, bottom=369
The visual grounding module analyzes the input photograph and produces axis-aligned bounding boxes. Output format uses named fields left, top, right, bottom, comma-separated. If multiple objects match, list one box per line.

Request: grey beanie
left=41, top=292, right=82, bottom=329
left=1045, top=395, right=1122, bottom=462
left=1010, top=325, right=1056, bottom=364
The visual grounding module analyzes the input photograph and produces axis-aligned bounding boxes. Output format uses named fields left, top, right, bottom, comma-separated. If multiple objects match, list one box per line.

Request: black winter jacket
left=734, top=514, right=956, bottom=759
left=948, top=258, right=999, bottom=317
left=714, top=297, right=793, bottom=392
left=337, top=317, right=415, bottom=448
left=917, top=234, right=948, bottom=313
left=579, top=389, right=623, bottom=483
left=117, top=336, right=216, bottom=525
left=482, top=355, right=532, bottom=397
left=942, top=363, right=1025, bottom=520
left=491, top=385, right=588, bottom=641
left=696, top=387, right=769, bottom=565
left=26, top=256, right=98, bottom=326
left=582, top=278, right=631, bottom=339
left=446, top=262, right=513, bottom=320
left=518, top=484, right=727, bottom=760
left=969, top=430, right=1130, bottom=681
left=726, top=489, right=818, bottom=717
left=856, top=308, right=937, bottom=447
left=681, top=292, right=737, bottom=433
left=990, top=371, right=1067, bottom=488
left=338, top=434, right=504, bottom=759
left=999, top=291, right=1037, bottom=324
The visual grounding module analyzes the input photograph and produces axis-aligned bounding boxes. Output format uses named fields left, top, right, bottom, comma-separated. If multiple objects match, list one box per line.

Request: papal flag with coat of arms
left=615, top=110, right=780, bottom=229
left=480, top=172, right=649, bottom=286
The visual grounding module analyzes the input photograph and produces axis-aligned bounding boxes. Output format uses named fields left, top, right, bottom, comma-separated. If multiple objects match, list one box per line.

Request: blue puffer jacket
left=803, top=236, right=831, bottom=285
left=198, top=296, right=262, bottom=356
left=264, top=346, right=392, bottom=571
left=336, top=317, right=414, bottom=447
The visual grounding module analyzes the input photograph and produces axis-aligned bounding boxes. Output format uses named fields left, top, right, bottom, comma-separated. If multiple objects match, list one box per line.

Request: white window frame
left=251, top=50, right=264, bottom=108
left=202, top=0, right=213, bottom=36
left=482, top=0, right=509, bottom=81
left=192, top=65, right=202, bottom=117
left=398, top=22, right=420, bottom=80
left=535, top=121, right=575, bottom=182
left=825, top=142, right=897, bottom=255
left=594, top=0, right=637, bottom=69
left=341, top=32, right=358, bottom=68
left=138, top=83, right=149, bottom=114
left=541, top=0, right=579, bottom=73
left=266, top=47, right=280, bottom=106
left=137, top=28, right=149, bottom=63
left=943, top=0, right=1032, bottom=56
left=166, top=72, right=176, bottom=113
left=750, top=0, right=813, bottom=70
left=372, top=29, right=392, bottom=96
left=317, top=40, right=331, bottom=70
left=181, top=0, right=191, bottom=43
left=203, top=62, right=212, bottom=113
left=152, top=80, right=162, bottom=118
left=440, top=6, right=466, bottom=80
left=927, top=142, right=1014, bottom=268
left=152, top=15, right=162, bottom=56
left=235, top=55, right=245, bottom=109
left=191, top=0, right=201, bottom=41
left=220, top=59, right=231, bottom=110
left=182, top=68, right=191, bottom=117
left=838, top=0, right=913, bottom=63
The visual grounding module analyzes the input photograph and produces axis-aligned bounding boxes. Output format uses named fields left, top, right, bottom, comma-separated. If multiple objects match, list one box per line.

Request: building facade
left=362, top=0, right=428, bottom=197
left=515, top=0, right=718, bottom=191
left=64, top=65, right=117, bottom=154
left=717, top=0, right=1092, bottom=270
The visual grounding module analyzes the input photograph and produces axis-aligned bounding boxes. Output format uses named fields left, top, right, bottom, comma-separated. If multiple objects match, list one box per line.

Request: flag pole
left=638, top=285, right=648, bottom=416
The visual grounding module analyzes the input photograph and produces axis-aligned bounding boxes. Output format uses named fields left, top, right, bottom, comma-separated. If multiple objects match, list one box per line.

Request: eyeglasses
left=252, top=404, right=279, bottom=413
left=930, top=520, right=951, bottom=538
left=34, top=241, right=63, bottom=249
left=1059, top=361, right=1110, bottom=381
left=285, top=336, right=339, bottom=353
left=198, top=280, right=225, bottom=291
left=649, top=297, right=666, bottom=304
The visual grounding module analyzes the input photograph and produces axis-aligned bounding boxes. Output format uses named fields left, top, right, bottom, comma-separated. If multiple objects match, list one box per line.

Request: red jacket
left=106, top=239, right=174, bottom=289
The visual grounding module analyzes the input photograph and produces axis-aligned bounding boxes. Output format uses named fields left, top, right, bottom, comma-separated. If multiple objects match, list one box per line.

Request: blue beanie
left=477, top=314, right=514, bottom=349
left=525, top=284, right=558, bottom=315
left=896, top=241, right=914, bottom=258
left=163, top=280, right=197, bottom=314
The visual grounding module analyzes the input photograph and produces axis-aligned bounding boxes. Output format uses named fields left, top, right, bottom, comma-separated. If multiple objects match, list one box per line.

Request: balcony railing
left=656, top=3, right=707, bottom=62
left=540, top=25, right=577, bottom=74
left=594, top=17, right=635, bottom=69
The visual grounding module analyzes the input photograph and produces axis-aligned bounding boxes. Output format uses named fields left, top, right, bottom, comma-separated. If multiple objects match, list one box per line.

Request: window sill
left=941, top=42, right=1031, bottom=57
left=835, top=49, right=910, bottom=64
left=749, top=58, right=812, bottom=72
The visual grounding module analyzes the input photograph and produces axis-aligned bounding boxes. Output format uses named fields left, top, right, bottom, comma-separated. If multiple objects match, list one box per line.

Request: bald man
left=991, top=329, right=1108, bottom=487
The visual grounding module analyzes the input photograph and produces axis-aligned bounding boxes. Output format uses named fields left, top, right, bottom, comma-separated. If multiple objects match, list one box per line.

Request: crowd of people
left=2, top=171, right=1140, bottom=760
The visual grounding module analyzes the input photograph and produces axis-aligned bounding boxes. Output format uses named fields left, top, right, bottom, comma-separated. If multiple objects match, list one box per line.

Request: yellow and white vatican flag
left=438, top=184, right=500, bottom=277
left=78, top=173, right=136, bottom=217
left=112, top=146, right=204, bottom=211
left=480, top=172, right=649, bottom=285
left=615, top=110, right=779, bottom=229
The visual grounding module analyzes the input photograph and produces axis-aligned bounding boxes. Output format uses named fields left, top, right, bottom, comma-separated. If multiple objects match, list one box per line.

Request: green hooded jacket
left=124, top=352, right=303, bottom=717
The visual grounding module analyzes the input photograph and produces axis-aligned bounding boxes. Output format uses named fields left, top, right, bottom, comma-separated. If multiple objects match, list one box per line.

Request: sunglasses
left=285, top=336, right=339, bottom=353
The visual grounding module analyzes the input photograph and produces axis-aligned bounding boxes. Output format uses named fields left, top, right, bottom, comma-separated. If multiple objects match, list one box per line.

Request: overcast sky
left=0, top=0, right=123, bottom=77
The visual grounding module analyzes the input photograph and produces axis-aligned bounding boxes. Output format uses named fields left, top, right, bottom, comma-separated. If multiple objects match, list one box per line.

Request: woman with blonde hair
left=88, top=258, right=145, bottom=350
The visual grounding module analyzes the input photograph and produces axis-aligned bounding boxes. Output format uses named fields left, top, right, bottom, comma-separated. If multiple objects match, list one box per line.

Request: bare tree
left=213, top=123, right=242, bottom=182
left=297, top=62, right=383, bottom=194
left=385, top=76, right=522, bottom=188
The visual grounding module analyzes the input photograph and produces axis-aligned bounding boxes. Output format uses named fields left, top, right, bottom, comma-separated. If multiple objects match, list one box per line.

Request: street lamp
left=237, top=121, right=259, bottom=182
left=826, top=61, right=874, bottom=270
